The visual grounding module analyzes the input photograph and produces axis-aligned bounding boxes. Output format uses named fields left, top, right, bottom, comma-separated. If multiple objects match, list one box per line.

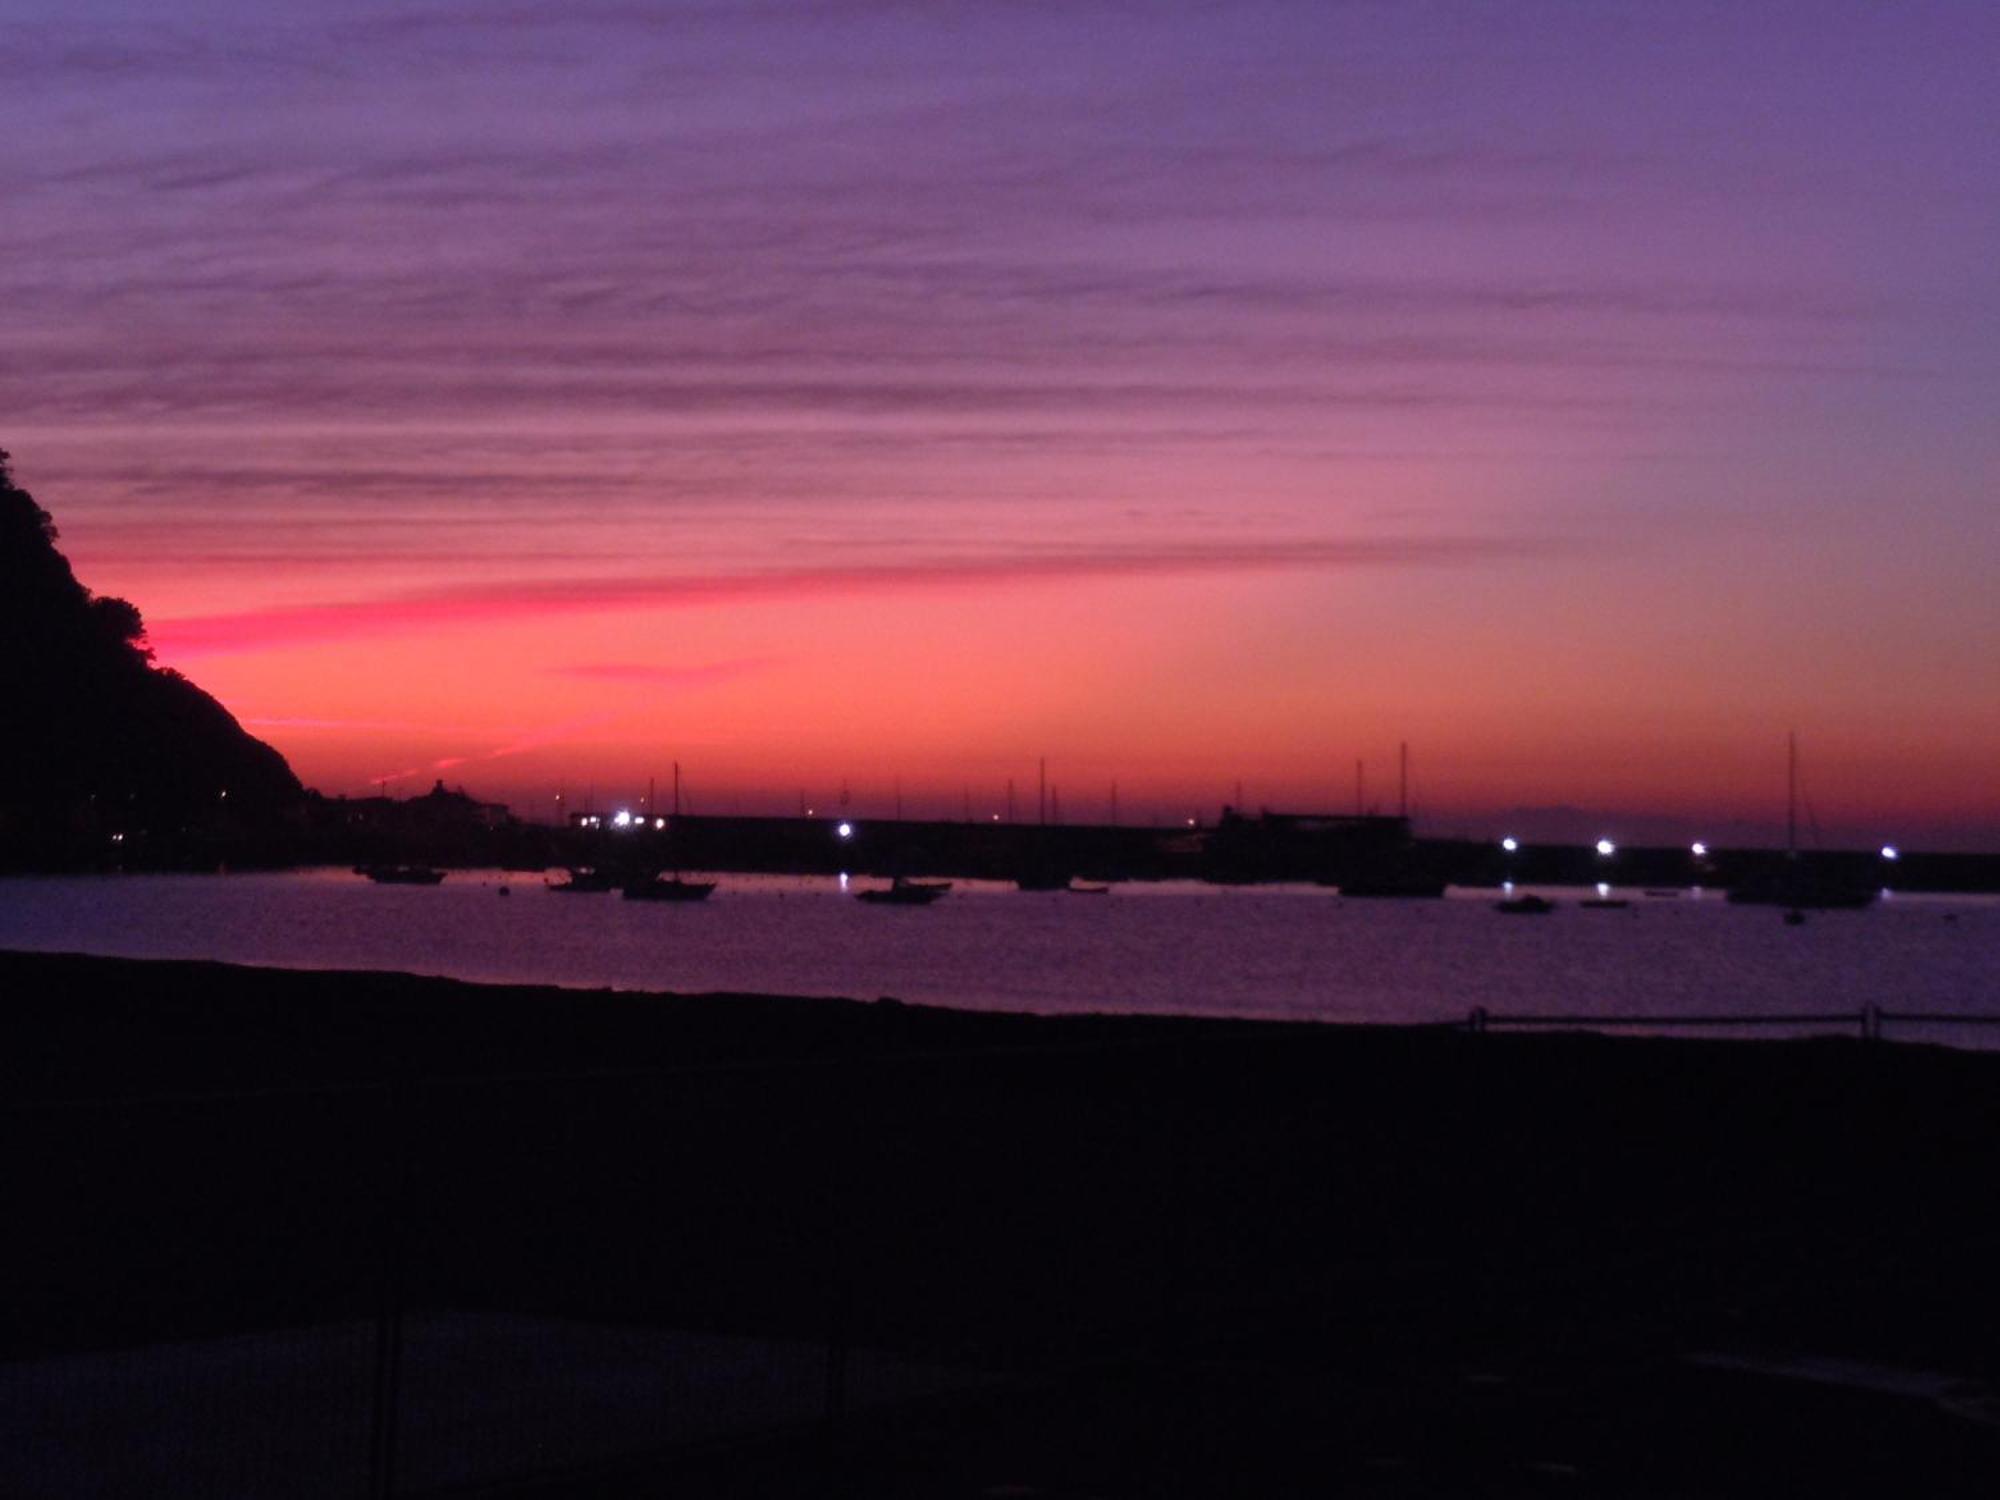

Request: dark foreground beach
left=6, top=950, right=1998, bottom=1497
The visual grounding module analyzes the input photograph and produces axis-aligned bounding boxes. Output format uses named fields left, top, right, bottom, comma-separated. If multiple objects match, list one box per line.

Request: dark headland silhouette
left=0, top=449, right=300, bottom=863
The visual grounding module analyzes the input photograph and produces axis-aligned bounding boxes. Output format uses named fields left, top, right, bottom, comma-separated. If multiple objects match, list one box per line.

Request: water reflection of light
left=838, top=872, right=849, bottom=891
left=1596, top=882, right=1611, bottom=898
left=1502, top=880, right=1515, bottom=895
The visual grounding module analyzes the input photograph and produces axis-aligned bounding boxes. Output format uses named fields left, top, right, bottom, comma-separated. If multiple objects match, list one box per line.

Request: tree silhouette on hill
left=0, top=448, right=301, bottom=839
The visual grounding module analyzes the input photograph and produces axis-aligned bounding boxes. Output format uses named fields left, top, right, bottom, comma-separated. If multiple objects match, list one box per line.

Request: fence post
left=368, top=1081, right=411, bottom=1500
left=820, top=1057, right=853, bottom=1490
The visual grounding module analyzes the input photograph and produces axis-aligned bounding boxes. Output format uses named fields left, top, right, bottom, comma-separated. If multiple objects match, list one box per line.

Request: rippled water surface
left=4, top=870, right=1995, bottom=1040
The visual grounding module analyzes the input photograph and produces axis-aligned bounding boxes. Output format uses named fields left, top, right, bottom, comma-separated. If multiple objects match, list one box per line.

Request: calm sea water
left=3, top=869, right=1995, bottom=1042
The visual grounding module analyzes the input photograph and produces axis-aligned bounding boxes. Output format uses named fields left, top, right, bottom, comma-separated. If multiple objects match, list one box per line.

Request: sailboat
left=1013, top=757, right=1078, bottom=891
left=624, top=761, right=716, bottom=902
left=1338, top=742, right=1448, bottom=898
left=1725, top=733, right=1875, bottom=911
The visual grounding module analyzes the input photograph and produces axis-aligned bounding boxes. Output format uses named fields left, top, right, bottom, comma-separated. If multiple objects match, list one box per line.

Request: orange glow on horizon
left=114, top=554, right=1999, bottom=850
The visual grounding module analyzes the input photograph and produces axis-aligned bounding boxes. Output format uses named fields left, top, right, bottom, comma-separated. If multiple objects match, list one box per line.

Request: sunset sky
left=5, top=2, right=1996, bottom=846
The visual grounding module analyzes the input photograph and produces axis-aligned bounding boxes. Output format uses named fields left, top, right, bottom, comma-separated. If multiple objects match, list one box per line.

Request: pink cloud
left=243, top=715, right=533, bottom=735
left=556, top=658, right=776, bottom=688
left=148, top=537, right=1538, bottom=658
left=366, top=709, right=632, bottom=791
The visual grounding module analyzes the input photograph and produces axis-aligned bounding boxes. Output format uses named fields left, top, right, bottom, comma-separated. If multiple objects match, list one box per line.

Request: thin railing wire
left=1463, top=1004, right=2000, bottom=1040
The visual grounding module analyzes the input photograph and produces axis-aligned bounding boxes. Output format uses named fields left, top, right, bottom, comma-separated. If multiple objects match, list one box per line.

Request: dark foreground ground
left=5, top=949, right=1999, bottom=1497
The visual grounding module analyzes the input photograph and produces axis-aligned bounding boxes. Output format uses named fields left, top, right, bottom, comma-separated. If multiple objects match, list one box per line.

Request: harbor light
left=612, top=809, right=632, bottom=829
left=1880, top=845, right=1899, bottom=861
left=1595, top=838, right=1616, bottom=857
left=654, top=817, right=665, bottom=830
left=1501, top=836, right=1519, bottom=853
left=1691, top=841, right=1708, bottom=858
left=836, top=822, right=853, bottom=840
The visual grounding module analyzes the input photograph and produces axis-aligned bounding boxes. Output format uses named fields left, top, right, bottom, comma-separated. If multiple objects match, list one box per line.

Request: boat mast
left=1398, top=741, right=1409, bottom=822
left=1787, top=731, right=1798, bottom=858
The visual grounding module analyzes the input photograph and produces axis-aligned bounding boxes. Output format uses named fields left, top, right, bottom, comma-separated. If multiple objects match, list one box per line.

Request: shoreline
left=10, top=945, right=1996, bottom=1101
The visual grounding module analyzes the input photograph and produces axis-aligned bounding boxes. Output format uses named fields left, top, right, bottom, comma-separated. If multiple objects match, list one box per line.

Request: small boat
left=622, top=875, right=716, bottom=902
left=1579, top=897, right=1631, bottom=910
left=857, top=878, right=951, bottom=906
left=1495, top=894, right=1556, bottom=915
left=547, top=868, right=617, bottom=894
left=1016, top=870, right=1114, bottom=894
left=1014, top=871, right=1073, bottom=892
left=358, top=864, right=446, bottom=885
